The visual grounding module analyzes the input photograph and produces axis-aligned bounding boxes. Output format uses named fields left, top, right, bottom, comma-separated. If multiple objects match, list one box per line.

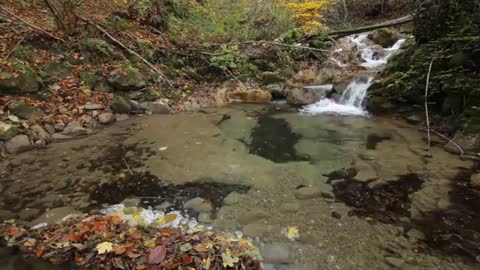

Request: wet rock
left=115, top=114, right=130, bottom=122
left=35, top=139, right=46, bottom=146
left=18, top=208, right=41, bottom=221
left=470, top=173, right=480, bottom=187
left=287, top=84, right=333, bottom=105
left=406, top=229, right=426, bottom=241
left=29, top=207, right=83, bottom=226
left=0, top=121, right=17, bottom=141
left=331, top=211, right=342, bottom=219
left=228, top=87, right=272, bottom=103
left=54, top=123, right=66, bottom=131
left=84, top=103, right=104, bottom=110
left=384, top=257, right=405, bottom=268
left=223, top=192, right=241, bottom=206
left=294, top=186, right=322, bottom=200
left=128, top=99, right=142, bottom=113
left=0, top=68, right=40, bottom=94
left=5, top=135, right=32, bottom=154
left=239, top=210, right=269, bottom=225
left=8, top=101, right=43, bottom=120
left=198, top=213, right=212, bottom=223
left=243, top=223, right=276, bottom=237
left=144, top=87, right=161, bottom=101
left=184, top=197, right=213, bottom=214
left=371, top=28, right=401, bottom=48
left=370, top=44, right=385, bottom=60
left=141, top=101, right=170, bottom=114
left=108, top=64, right=147, bottom=91
left=111, top=95, right=132, bottom=113
left=31, top=125, right=51, bottom=141
left=121, top=197, right=141, bottom=207
left=279, top=202, right=301, bottom=213
left=98, top=112, right=115, bottom=124
left=62, top=121, right=88, bottom=136
left=333, top=37, right=361, bottom=64
left=261, top=242, right=291, bottom=264
left=43, top=124, right=56, bottom=135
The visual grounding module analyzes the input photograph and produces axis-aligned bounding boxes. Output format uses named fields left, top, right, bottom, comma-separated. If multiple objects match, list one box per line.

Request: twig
left=4, top=36, right=25, bottom=61
left=431, top=130, right=464, bottom=156
left=0, top=6, right=65, bottom=42
left=208, top=40, right=330, bottom=53
left=424, top=57, right=434, bottom=156
left=83, top=18, right=173, bottom=88
left=122, top=157, right=134, bottom=175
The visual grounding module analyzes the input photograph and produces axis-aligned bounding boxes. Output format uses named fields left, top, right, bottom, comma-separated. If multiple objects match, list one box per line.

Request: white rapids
left=301, top=33, right=405, bottom=116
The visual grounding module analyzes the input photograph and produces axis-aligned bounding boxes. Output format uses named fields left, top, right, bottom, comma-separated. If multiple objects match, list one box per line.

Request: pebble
left=84, top=103, right=104, bottom=110
left=470, top=173, right=480, bottom=187
left=279, top=202, right=301, bottom=213
left=98, top=112, right=116, bottom=124
left=62, top=121, right=88, bottom=136
left=223, top=192, right=241, bottom=206
left=406, top=229, right=426, bottom=241
left=31, top=125, right=51, bottom=141
left=261, top=242, right=291, bottom=264
left=294, top=186, right=322, bottom=200
left=184, top=197, right=213, bottom=213
left=239, top=210, right=269, bottom=225
left=385, top=256, right=405, bottom=268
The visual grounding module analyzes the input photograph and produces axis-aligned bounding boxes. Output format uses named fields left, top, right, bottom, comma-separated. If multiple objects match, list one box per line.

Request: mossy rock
left=9, top=101, right=44, bottom=120
left=81, top=38, right=114, bottom=57
left=80, top=72, right=101, bottom=88
left=0, top=69, right=40, bottom=94
left=144, top=87, right=161, bottom=101
left=371, top=28, right=401, bottom=48
left=108, top=64, right=147, bottom=91
left=45, top=61, right=72, bottom=78
left=449, top=52, right=467, bottom=68
left=0, top=122, right=17, bottom=141
left=111, top=95, right=131, bottom=113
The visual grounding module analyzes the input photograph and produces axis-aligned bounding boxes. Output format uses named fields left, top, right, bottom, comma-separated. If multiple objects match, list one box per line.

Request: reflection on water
left=0, top=104, right=478, bottom=269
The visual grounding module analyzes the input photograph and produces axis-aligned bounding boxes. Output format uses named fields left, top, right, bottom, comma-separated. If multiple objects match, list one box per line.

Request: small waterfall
left=301, top=32, right=405, bottom=116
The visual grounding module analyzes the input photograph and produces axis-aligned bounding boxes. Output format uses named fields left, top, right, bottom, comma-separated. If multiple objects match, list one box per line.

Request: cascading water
left=301, top=33, right=406, bottom=116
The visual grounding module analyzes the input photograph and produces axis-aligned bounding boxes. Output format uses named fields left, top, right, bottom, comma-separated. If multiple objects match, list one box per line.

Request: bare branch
left=208, top=40, right=330, bottom=53
left=0, top=6, right=65, bottom=42
left=424, top=57, right=435, bottom=156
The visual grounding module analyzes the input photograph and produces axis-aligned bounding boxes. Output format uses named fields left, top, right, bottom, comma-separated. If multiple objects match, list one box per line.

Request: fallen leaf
left=180, top=243, right=193, bottom=252
left=222, top=249, right=239, bottom=267
left=114, top=245, right=127, bottom=255
left=148, top=245, right=166, bottom=264
left=95, top=242, right=113, bottom=254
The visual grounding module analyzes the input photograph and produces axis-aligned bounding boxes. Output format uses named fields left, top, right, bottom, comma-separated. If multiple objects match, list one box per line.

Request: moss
left=81, top=38, right=114, bottom=57
left=80, top=72, right=101, bottom=88
left=111, top=95, right=131, bottom=113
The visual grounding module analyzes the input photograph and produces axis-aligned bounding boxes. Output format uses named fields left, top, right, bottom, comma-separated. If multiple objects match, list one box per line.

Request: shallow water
left=1, top=103, right=479, bottom=269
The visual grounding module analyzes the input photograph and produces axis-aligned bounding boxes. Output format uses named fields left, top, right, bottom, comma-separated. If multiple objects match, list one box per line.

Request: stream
left=1, top=34, right=480, bottom=269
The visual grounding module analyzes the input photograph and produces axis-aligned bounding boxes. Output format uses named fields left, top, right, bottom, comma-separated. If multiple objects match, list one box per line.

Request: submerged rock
left=184, top=197, right=214, bottom=214
left=294, top=186, right=322, bottom=200
left=29, top=207, right=83, bottom=226
left=5, top=135, right=32, bottom=154
left=261, top=242, right=291, bottom=264
left=98, top=112, right=115, bottom=124
left=223, top=191, right=241, bottom=206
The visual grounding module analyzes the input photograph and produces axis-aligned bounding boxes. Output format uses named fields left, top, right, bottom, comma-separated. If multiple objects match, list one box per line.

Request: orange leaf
left=7, top=227, right=21, bottom=236
left=36, top=247, right=45, bottom=257
left=114, top=245, right=127, bottom=255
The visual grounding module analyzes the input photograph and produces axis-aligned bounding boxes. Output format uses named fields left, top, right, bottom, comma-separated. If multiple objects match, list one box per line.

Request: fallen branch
left=431, top=130, right=464, bottom=156
left=122, top=157, right=134, bottom=175
left=208, top=40, right=330, bottom=53
left=4, top=36, right=25, bottom=61
left=326, top=15, right=414, bottom=37
left=0, top=6, right=65, bottom=42
left=424, top=57, right=434, bottom=156
left=81, top=18, right=172, bottom=87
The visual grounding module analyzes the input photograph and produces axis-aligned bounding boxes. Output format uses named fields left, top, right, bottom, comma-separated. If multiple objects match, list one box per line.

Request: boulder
left=108, top=64, right=147, bottom=91
left=370, top=44, right=385, bottom=60
left=111, top=95, right=131, bottom=113
left=5, top=135, right=32, bottom=154
left=8, top=101, right=43, bottom=120
left=62, top=121, right=88, bottom=136
left=371, top=28, right=401, bottom=48
left=0, top=121, right=17, bottom=141
left=287, top=84, right=333, bottom=105
left=228, top=87, right=272, bottom=103
left=0, top=69, right=40, bottom=94
left=140, top=101, right=170, bottom=114
left=98, top=112, right=115, bottom=124
left=31, top=125, right=51, bottom=141
left=333, top=37, right=361, bottom=64
left=144, top=87, right=161, bottom=101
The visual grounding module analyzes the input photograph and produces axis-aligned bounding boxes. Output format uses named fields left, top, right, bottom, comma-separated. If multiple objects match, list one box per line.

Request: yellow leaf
left=221, top=249, right=239, bottom=267
left=156, top=214, right=177, bottom=226
left=95, top=242, right=113, bottom=254
left=286, top=226, right=300, bottom=240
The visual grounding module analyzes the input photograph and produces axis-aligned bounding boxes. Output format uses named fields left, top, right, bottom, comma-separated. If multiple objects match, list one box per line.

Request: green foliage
left=168, top=0, right=296, bottom=44
left=80, top=38, right=114, bottom=57
left=107, top=15, right=132, bottom=32
left=210, top=45, right=240, bottom=70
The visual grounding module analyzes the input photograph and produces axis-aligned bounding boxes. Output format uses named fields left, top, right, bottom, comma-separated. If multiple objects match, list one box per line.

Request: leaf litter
left=0, top=208, right=263, bottom=270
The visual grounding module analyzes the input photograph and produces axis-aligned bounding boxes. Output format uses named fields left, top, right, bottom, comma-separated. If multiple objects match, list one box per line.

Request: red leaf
left=148, top=245, right=166, bottom=265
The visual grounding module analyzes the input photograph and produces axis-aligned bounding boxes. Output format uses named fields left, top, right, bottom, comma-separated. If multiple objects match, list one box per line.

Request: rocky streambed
left=1, top=103, right=480, bottom=269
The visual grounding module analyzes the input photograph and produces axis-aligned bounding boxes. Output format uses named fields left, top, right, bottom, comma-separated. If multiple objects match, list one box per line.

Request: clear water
left=0, top=104, right=476, bottom=269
